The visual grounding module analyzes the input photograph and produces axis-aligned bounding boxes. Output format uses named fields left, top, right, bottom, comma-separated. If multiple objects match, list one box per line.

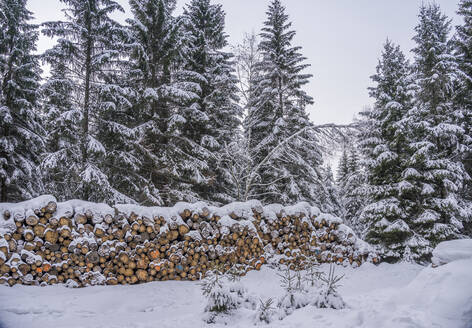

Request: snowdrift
left=0, top=196, right=377, bottom=287
left=390, top=258, right=472, bottom=327
left=431, top=239, right=472, bottom=266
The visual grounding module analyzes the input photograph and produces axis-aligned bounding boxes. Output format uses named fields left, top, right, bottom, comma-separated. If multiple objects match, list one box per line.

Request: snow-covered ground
left=1, top=258, right=471, bottom=328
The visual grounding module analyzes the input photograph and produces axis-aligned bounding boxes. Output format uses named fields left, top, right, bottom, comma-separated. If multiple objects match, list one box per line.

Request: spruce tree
left=402, top=4, right=468, bottom=261
left=359, top=40, right=415, bottom=261
left=320, top=165, right=343, bottom=217
left=41, top=60, right=81, bottom=200
left=0, top=0, right=43, bottom=202
left=347, top=149, right=360, bottom=173
left=182, top=0, right=242, bottom=204
left=93, top=62, right=140, bottom=204
left=455, top=0, right=472, bottom=236
left=245, top=0, right=323, bottom=205
left=127, top=0, right=201, bottom=205
left=337, top=143, right=366, bottom=234
left=42, top=0, right=134, bottom=203
left=336, top=149, right=349, bottom=183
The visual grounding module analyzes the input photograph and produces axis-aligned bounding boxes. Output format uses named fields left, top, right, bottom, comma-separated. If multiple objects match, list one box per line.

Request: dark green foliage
left=41, top=0, right=135, bottom=203
left=402, top=3, right=468, bottom=260
left=181, top=0, right=242, bottom=204
left=0, top=0, right=43, bottom=202
left=361, top=5, right=470, bottom=263
left=127, top=0, right=200, bottom=205
left=454, top=0, right=472, bottom=236
left=336, top=150, right=350, bottom=183
left=244, top=0, right=324, bottom=206
left=358, top=40, right=415, bottom=260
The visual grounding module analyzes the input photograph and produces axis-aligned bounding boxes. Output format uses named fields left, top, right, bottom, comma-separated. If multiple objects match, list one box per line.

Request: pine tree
left=126, top=0, right=200, bottom=205
left=182, top=0, right=242, bottom=204
left=359, top=40, right=415, bottom=261
left=41, top=60, right=81, bottom=200
left=336, top=149, right=349, bottom=183
left=347, top=149, right=360, bottom=173
left=0, top=0, right=43, bottom=202
left=245, top=0, right=323, bottom=205
left=401, top=4, right=468, bottom=261
left=320, top=165, right=343, bottom=217
left=455, top=0, right=472, bottom=236
left=42, top=0, right=134, bottom=203
left=93, top=61, right=140, bottom=205
left=337, top=143, right=366, bottom=233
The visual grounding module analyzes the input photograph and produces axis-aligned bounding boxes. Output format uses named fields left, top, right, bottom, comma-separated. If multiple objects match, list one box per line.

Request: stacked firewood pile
left=0, top=196, right=377, bottom=287
left=255, top=204, right=377, bottom=270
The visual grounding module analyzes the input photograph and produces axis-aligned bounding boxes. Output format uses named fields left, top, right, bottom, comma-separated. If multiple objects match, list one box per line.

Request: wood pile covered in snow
left=0, top=196, right=377, bottom=287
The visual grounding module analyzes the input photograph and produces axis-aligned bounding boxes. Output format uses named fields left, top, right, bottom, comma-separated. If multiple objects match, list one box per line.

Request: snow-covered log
left=0, top=196, right=378, bottom=287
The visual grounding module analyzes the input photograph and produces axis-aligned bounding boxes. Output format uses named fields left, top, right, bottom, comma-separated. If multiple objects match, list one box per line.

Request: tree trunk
left=0, top=178, right=7, bottom=203
left=1, top=38, right=15, bottom=203
left=81, top=1, right=94, bottom=200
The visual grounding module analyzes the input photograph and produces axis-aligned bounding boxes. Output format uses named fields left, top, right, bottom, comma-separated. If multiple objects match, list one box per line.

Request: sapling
left=276, top=266, right=310, bottom=318
left=277, top=266, right=296, bottom=293
left=311, top=263, right=346, bottom=309
left=254, top=298, right=276, bottom=324
left=201, top=267, right=252, bottom=323
left=295, top=270, right=304, bottom=291
left=304, top=258, right=323, bottom=287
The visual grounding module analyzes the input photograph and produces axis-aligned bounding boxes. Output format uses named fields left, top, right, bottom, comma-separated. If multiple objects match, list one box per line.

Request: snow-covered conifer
left=342, top=183, right=367, bottom=234
left=181, top=0, right=242, bottom=204
left=334, top=142, right=367, bottom=233
left=358, top=40, right=415, bottom=260
left=454, top=0, right=472, bottom=236
left=201, top=270, right=251, bottom=323
left=401, top=4, right=469, bottom=261
left=41, top=61, right=81, bottom=200
left=254, top=298, right=276, bottom=324
left=311, top=264, right=346, bottom=309
left=42, top=0, right=134, bottom=203
left=0, top=0, right=43, bottom=202
left=276, top=266, right=310, bottom=319
left=320, top=165, right=343, bottom=217
left=336, top=150, right=350, bottom=183
left=347, top=149, right=360, bottom=173
left=126, top=0, right=201, bottom=205
left=244, top=0, right=324, bottom=206
left=93, top=67, right=140, bottom=204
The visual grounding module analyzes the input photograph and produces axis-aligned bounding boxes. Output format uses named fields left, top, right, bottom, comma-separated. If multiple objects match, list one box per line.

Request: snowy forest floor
left=1, top=260, right=471, bottom=328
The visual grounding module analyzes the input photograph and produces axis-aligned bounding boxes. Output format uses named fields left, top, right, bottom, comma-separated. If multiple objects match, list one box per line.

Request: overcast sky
left=28, top=0, right=461, bottom=125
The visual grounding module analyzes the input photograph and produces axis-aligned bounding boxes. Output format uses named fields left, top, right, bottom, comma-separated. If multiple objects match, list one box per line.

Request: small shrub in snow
left=304, top=258, right=323, bottom=287
left=276, top=267, right=310, bottom=319
left=295, top=270, right=304, bottom=291
left=311, top=264, right=346, bottom=309
left=254, top=298, right=276, bottom=324
left=201, top=270, right=252, bottom=324
left=277, top=266, right=297, bottom=293
left=201, top=271, right=237, bottom=314
left=277, top=291, right=311, bottom=319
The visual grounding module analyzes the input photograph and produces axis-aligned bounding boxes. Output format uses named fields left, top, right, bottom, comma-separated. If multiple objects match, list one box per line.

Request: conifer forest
left=0, top=1, right=472, bottom=327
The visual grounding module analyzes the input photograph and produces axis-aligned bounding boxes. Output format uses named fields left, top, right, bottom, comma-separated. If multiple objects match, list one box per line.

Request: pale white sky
left=27, top=0, right=461, bottom=125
